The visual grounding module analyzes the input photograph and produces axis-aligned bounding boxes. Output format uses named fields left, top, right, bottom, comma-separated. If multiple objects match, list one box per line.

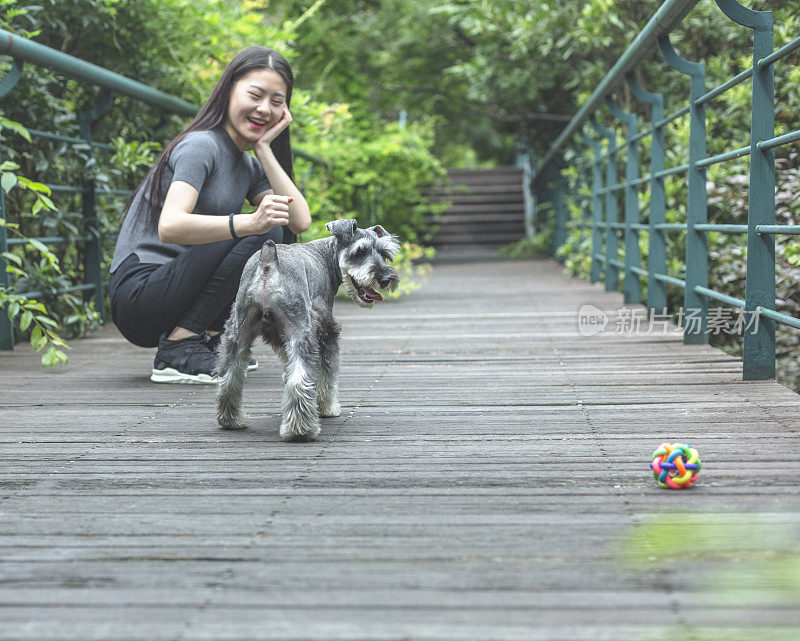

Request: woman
left=109, top=47, right=311, bottom=384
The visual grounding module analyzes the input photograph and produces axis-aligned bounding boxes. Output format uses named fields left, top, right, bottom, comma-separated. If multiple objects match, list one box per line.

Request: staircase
left=427, top=166, right=526, bottom=260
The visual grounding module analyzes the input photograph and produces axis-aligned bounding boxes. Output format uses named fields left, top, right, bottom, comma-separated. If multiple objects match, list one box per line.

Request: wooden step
left=432, top=216, right=525, bottom=229
left=441, top=177, right=524, bottom=190
left=447, top=166, right=522, bottom=177
left=426, top=166, right=527, bottom=250
left=431, top=183, right=525, bottom=198
left=435, top=221, right=525, bottom=235
left=440, top=202, right=527, bottom=216
left=436, top=193, right=524, bottom=206
left=432, top=212, right=525, bottom=225
left=431, top=232, right=522, bottom=247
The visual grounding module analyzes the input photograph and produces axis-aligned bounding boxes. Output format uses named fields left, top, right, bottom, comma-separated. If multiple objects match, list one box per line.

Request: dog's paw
left=318, top=400, right=341, bottom=418
left=217, top=409, right=248, bottom=430
left=280, top=418, right=320, bottom=442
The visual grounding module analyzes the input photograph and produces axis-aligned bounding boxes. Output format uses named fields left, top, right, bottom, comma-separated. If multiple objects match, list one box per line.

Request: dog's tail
left=260, top=239, right=278, bottom=270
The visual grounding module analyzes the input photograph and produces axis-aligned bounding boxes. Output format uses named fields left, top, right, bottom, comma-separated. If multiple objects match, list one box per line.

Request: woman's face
left=224, top=68, right=288, bottom=150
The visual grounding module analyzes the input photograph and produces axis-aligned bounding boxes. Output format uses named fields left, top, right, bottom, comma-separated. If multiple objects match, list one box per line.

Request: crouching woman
left=109, top=47, right=310, bottom=383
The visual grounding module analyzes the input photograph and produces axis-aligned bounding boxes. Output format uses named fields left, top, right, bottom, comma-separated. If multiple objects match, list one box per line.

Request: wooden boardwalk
left=2, top=257, right=800, bottom=640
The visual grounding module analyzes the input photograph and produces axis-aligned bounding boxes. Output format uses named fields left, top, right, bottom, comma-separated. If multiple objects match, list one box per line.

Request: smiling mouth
left=344, top=273, right=384, bottom=304
left=247, top=117, right=267, bottom=128
left=354, top=282, right=383, bottom=303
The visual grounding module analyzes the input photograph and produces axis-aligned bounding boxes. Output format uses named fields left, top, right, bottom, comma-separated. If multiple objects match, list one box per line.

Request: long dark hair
left=131, top=47, right=295, bottom=231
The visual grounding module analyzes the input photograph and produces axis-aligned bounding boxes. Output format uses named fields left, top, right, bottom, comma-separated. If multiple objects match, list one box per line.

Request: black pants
left=109, top=229, right=281, bottom=348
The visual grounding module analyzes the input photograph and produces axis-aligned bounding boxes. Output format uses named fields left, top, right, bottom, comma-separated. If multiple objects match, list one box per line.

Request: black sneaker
left=206, top=333, right=258, bottom=371
left=150, top=333, right=219, bottom=384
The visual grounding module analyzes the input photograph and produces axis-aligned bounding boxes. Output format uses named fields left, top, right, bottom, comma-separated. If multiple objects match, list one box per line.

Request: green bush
left=292, top=99, right=449, bottom=244
left=1, top=121, right=72, bottom=365
left=500, top=226, right=553, bottom=260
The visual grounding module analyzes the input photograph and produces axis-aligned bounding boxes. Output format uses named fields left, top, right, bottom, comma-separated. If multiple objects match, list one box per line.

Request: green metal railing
left=532, top=0, right=800, bottom=381
left=0, top=30, right=324, bottom=351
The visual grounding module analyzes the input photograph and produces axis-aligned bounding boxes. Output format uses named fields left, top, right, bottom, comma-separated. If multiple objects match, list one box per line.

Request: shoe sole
left=150, top=367, right=219, bottom=384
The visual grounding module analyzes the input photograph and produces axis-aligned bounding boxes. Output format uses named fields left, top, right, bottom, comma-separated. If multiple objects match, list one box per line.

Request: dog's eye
left=351, top=247, right=370, bottom=260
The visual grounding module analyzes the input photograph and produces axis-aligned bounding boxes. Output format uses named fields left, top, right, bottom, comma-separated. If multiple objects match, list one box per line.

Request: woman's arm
left=158, top=180, right=290, bottom=244
left=252, top=106, right=312, bottom=235
left=251, top=151, right=311, bottom=235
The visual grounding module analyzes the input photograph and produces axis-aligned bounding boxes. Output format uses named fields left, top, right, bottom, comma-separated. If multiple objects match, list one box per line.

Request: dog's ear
left=369, top=225, right=400, bottom=259
left=259, top=239, right=278, bottom=269
left=325, top=218, right=358, bottom=244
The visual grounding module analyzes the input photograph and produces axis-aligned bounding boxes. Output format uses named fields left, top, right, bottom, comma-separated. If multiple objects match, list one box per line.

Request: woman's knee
left=110, top=294, right=164, bottom=348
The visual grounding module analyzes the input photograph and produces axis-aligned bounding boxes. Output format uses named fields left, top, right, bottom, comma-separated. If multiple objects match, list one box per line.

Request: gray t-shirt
left=110, top=127, right=270, bottom=272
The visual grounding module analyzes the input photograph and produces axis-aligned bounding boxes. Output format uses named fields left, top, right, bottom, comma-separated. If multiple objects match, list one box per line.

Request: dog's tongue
left=363, top=287, right=383, bottom=301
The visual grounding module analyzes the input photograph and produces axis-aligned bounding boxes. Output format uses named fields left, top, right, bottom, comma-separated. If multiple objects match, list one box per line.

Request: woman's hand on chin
left=253, top=105, right=292, bottom=152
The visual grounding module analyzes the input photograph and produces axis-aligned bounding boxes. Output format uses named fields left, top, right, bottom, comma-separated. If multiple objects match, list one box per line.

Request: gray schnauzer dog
left=214, top=218, right=400, bottom=441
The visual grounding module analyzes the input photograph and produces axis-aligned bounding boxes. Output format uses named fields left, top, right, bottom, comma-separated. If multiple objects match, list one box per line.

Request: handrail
left=0, top=29, right=197, bottom=116
left=532, top=0, right=799, bottom=382
left=534, top=0, right=701, bottom=177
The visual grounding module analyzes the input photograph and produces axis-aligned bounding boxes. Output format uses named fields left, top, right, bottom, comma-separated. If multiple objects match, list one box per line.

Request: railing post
left=552, top=171, right=568, bottom=257
left=530, top=169, right=539, bottom=237
left=535, top=163, right=561, bottom=257
left=580, top=163, right=592, bottom=253
left=77, top=90, right=113, bottom=324
left=626, top=73, right=667, bottom=313
left=516, top=135, right=536, bottom=239
left=605, top=96, right=640, bottom=305
left=658, top=34, right=708, bottom=343
left=521, top=152, right=535, bottom=239
left=578, top=130, right=604, bottom=284
left=715, top=0, right=775, bottom=379
left=589, top=116, right=619, bottom=292
left=532, top=168, right=550, bottom=241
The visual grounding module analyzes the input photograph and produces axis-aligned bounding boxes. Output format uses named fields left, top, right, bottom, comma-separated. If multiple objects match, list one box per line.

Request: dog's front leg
left=280, top=335, right=320, bottom=441
left=215, top=304, right=260, bottom=430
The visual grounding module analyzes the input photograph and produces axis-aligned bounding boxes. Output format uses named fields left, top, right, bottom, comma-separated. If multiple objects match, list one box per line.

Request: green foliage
left=266, top=0, right=660, bottom=162
left=557, top=226, right=593, bottom=278
left=292, top=101, right=448, bottom=243
left=385, top=241, right=435, bottom=299
left=499, top=229, right=553, bottom=260
left=0, top=224, right=71, bottom=367
left=0, top=116, right=73, bottom=366
left=267, top=0, right=491, bottom=162
left=109, top=137, right=162, bottom=184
